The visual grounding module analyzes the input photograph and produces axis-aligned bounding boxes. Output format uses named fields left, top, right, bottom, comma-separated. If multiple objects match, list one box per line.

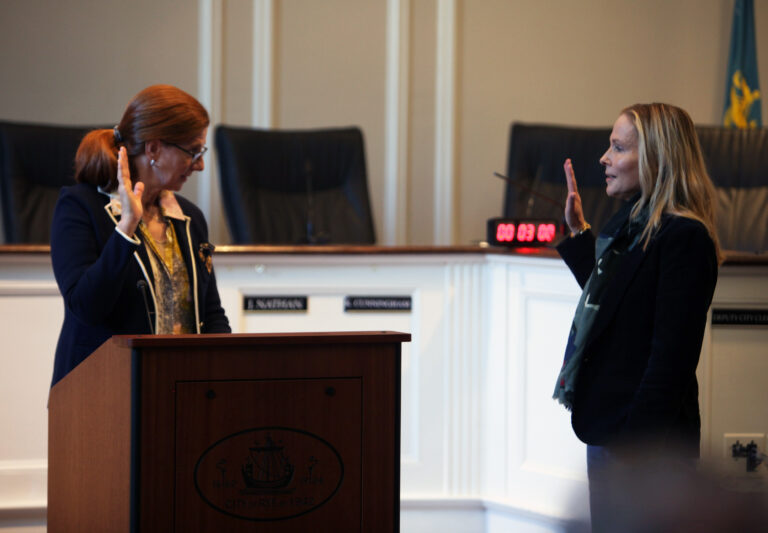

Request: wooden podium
left=48, top=331, right=409, bottom=532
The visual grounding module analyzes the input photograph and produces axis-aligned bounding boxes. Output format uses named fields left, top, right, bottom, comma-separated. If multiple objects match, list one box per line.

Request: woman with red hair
left=50, top=85, right=230, bottom=386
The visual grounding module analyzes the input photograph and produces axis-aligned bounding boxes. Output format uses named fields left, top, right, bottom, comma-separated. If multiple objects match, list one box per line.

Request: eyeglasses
left=166, top=141, right=208, bottom=162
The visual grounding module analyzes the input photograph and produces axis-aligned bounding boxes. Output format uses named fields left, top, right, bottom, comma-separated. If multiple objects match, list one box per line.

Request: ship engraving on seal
left=194, top=426, right=344, bottom=522
left=240, top=434, right=295, bottom=494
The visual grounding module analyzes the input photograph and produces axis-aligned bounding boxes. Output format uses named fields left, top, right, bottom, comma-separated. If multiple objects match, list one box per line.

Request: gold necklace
left=139, top=214, right=175, bottom=276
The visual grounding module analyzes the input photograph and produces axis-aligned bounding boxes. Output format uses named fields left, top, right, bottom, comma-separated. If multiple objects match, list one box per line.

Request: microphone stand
left=494, top=171, right=567, bottom=235
left=493, top=171, right=565, bottom=210
left=300, top=159, right=329, bottom=244
left=136, top=280, right=155, bottom=334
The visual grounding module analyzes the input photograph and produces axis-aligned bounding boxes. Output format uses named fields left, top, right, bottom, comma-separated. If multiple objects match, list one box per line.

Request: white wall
left=2, top=0, right=765, bottom=246
left=456, top=0, right=746, bottom=245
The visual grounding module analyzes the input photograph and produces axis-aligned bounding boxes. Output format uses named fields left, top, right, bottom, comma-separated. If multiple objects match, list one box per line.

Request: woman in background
left=50, top=84, right=230, bottom=387
left=553, top=103, right=721, bottom=531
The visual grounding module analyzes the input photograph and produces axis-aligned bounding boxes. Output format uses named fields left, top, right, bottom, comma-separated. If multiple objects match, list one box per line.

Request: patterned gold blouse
left=138, top=217, right=196, bottom=335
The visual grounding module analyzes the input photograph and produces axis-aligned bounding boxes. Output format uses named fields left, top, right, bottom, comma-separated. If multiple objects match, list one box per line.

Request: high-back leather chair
left=503, top=123, right=621, bottom=237
left=0, top=121, right=94, bottom=243
left=215, top=125, right=376, bottom=245
left=503, top=122, right=768, bottom=253
left=696, top=126, right=768, bottom=253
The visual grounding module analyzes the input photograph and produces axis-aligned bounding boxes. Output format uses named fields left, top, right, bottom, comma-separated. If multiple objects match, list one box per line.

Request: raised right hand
left=563, top=158, right=587, bottom=234
left=116, top=146, right=144, bottom=237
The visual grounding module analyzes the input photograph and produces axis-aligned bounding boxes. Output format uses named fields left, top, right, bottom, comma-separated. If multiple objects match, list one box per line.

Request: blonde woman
left=552, top=103, right=720, bottom=531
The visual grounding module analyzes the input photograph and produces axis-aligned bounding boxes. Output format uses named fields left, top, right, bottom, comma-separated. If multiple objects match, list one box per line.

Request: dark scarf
left=553, top=197, right=647, bottom=410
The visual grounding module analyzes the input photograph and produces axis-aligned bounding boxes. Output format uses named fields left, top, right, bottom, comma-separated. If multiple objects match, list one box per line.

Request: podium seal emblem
left=194, top=427, right=344, bottom=521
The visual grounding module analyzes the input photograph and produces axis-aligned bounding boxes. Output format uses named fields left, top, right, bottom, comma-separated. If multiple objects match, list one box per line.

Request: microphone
left=494, top=171, right=568, bottom=237
left=299, top=159, right=330, bottom=245
left=493, top=171, right=565, bottom=210
left=304, top=160, right=316, bottom=243
left=136, top=280, right=155, bottom=335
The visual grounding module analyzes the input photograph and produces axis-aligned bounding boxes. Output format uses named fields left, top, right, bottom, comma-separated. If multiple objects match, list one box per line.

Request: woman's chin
left=169, top=179, right=187, bottom=191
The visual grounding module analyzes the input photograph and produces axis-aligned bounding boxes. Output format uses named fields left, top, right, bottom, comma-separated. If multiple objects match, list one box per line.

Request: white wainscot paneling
left=704, top=266, right=768, bottom=465
left=0, top=261, right=62, bottom=514
left=482, top=257, right=589, bottom=523
left=215, top=254, right=481, bottom=497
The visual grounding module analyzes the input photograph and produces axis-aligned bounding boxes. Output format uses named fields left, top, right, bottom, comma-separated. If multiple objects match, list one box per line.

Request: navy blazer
left=557, top=207, right=718, bottom=456
left=50, top=183, right=231, bottom=386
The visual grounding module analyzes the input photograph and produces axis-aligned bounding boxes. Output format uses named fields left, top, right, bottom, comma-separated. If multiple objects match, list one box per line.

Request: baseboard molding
left=0, top=504, right=46, bottom=529
left=401, top=496, right=586, bottom=533
left=0, top=495, right=584, bottom=532
left=0, top=460, right=46, bottom=518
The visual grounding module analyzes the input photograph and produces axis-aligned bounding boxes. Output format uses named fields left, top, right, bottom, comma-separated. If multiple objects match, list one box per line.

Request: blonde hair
left=622, top=103, right=722, bottom=263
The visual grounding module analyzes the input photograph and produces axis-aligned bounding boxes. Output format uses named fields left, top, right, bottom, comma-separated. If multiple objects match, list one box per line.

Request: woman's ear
left=144, top=139, right=163, bottom=161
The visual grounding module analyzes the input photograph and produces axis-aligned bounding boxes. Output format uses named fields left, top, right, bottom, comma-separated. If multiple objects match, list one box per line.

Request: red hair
left=75, top=84, right=209, bottom=190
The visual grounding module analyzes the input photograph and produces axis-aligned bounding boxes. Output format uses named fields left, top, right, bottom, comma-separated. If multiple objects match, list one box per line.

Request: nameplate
left=244, top=296, right=308, bottom=312
left=344, top=296, right=411, bottom=312
left=712, top=309, right=768, bottom=326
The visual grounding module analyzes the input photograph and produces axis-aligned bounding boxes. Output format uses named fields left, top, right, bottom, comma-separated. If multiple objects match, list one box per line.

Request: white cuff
left=115, top=227, right=141, bottom=245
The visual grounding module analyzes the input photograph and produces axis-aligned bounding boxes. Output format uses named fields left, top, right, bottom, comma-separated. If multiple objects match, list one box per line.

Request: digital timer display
left=487, top=218, right=560, bottom=247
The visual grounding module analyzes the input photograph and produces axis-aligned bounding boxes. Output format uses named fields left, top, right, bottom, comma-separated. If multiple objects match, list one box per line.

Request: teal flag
left=723, top=0, right=761, bottom=128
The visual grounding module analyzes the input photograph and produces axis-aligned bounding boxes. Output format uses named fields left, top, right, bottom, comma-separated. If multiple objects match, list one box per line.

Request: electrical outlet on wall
left=723, top=433, right=766, bottom=461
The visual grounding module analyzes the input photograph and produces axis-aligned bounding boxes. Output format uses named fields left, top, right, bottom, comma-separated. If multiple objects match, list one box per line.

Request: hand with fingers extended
left=115, top=146, right=144, bottom=237
left=563, top=158, right=589, bottom=235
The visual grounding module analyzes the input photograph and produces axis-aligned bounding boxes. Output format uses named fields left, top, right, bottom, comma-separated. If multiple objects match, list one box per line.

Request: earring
left=150, top=159, right=156, bottom=167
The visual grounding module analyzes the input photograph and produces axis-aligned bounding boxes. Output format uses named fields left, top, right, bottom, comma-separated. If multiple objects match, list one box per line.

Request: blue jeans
left=586, top=445, right=618, bottom=533
left=586, top=444, right=698, bottom=532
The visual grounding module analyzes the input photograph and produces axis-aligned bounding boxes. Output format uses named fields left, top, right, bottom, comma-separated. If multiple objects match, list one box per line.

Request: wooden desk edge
left=1, top=244, right=765, bottom=265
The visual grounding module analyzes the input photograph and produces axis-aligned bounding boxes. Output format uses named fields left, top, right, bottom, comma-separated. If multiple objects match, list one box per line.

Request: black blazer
left=50, top=183, right=230, bottom=386
left=557, top=208, right=718, bottom=456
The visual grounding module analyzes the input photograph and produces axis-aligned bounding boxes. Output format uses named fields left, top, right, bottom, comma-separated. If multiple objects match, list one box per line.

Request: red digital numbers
left=536, top=223, right=556, bottom=243
left=492, top=220, right=558, bottom=245
left=516, top=223, right=536, bottom=242
left=496, top=223, right=516, bottom=242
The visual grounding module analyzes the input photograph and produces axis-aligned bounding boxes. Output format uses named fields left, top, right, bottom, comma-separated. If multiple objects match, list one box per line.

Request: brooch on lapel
left=198, top=242, right=215, bottom=274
